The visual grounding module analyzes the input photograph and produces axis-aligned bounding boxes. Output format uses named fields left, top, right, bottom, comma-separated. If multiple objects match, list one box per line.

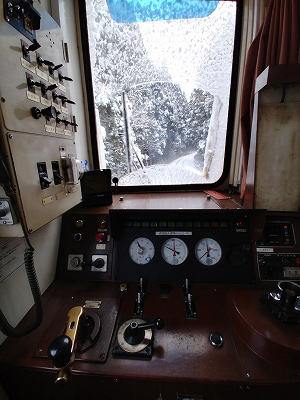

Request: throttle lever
left=48, top=306, right=85, bottom=385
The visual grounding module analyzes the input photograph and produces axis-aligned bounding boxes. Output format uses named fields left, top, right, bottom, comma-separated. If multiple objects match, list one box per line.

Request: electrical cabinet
left=0, top=0, right=82, bottom=236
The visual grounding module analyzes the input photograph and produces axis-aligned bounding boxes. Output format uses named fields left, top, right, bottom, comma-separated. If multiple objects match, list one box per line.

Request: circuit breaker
left=0, top=1, right=82, bottom=236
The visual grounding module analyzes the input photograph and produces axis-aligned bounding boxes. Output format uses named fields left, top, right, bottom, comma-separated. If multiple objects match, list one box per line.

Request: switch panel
left=0, top=2, right=81, bottom=236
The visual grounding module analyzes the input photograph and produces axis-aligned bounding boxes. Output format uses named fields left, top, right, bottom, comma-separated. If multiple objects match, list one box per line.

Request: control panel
left=56, top=209, right=113, bottom=281
left=0, top=1, right=81, bottom=236
left=56, top=205, right=263, bottom=284
left=256, top=216, right=300, bottom=281
left=111, top=209, right=257, bottom=284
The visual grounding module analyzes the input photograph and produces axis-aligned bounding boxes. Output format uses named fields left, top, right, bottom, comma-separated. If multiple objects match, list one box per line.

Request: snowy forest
left=86, top=0, right=236, bottom=185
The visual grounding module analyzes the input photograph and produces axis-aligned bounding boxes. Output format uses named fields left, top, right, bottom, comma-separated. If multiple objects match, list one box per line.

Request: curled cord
left=0, top=181, right=43, bottom=337
left=0, top=248, right=43, bottom=337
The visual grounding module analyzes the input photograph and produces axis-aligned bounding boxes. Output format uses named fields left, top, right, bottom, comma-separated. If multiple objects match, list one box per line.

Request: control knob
left=37, top=56, right=54, bottom=67
left=81, top=258, right=105, bottom=269
left=58, top=73, right=73, bottom=82
left=49, top=63, right=63, bottom=74
left=31, top=105, right=58, bottom=120
left=124, top=318, right=164, bottom=345
left=22, top=39, right=41, bottom=56
left=41, top=83, right=58, bottom=94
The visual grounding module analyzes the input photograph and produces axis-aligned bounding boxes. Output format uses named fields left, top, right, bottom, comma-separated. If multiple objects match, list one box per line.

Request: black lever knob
left=23, top=39, right=41, bottom=55
left=58, top=95, right=76, bottom=105
left=48, top=335, right=72, bottom=369
left=53, top=171, right=64, bottom=184
left=37, top=56, right=54, bottom=67
left=41, top=105, right=58, bottom=120
left=27, top=78, right=43, bottom=89
left=49, top=63, right=63, bottom=74
left=41, top=83, right=58, bottom=94
left=81, top=258, right=105, bottom=269
left=124, top=318, right=164, bottom=345
left=59, top=74, right=73, bottom=82
left=31, top=106, right=57, bottom=120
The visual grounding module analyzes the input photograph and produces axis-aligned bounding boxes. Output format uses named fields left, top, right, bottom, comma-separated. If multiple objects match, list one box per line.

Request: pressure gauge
left=129, top=237, right=155, bottom=264
left=195, top=238, right=222, bottom=266
left=161, top=238, right=188, bottom=265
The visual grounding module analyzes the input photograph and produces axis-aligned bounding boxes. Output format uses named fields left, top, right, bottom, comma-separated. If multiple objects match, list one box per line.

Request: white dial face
left=161, top=238, right=188, bottom=265
left=129, top=237, right=155, bottom=264
left=195, top=238, right=222, bottom=266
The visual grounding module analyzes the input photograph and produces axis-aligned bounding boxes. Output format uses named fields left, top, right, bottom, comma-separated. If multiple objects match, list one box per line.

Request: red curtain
left=240, top=0, right=300, bottom=198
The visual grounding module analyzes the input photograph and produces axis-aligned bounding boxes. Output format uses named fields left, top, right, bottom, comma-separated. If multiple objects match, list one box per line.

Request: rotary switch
left=31, top=105, right=58, bottom=120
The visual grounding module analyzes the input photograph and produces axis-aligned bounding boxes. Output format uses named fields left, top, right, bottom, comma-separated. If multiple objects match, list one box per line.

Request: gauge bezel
left=129, top=237, right=155, bottom=265
left=161, top=237, right=188, bottom=265
left=195, top=237, right=222, bottom=266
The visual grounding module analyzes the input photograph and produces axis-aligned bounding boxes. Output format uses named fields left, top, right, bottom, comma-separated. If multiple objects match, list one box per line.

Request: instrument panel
left=111, top=209, right=258, bottom=284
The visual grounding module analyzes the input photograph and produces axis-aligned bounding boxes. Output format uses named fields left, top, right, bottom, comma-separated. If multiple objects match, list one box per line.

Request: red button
left=95, top=233, right=105, bottom=242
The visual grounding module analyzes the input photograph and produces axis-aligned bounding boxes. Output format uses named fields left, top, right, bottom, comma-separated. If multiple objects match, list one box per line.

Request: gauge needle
left=199, top=251, right=208, bottom=259
left=199, top=247, right=212, bottom=259
left=165, top=245, right=180, bottom=255
left=206, top=240, right=211, bottom=257
left=136, top=241, right=144, bottom=254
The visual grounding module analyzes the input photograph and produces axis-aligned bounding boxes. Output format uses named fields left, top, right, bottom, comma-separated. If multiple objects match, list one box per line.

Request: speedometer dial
left=195, top=238, right=222, bottom=266
left=161, top=238, right=188, bottom=265
left=129, top=237, right=155, bottom=264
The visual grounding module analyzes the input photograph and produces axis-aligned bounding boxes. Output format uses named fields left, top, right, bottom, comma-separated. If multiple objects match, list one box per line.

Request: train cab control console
left=1, top=193, right=300, bottom=400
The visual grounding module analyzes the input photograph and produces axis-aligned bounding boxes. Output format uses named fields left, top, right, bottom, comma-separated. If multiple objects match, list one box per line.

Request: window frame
left=77, top=0, right=244, bottom=194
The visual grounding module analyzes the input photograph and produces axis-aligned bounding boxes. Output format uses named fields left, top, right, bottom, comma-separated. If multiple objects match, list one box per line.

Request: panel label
left=0, top=238, right=26, bottom=283
left=155, top=231, right=192, bottom=236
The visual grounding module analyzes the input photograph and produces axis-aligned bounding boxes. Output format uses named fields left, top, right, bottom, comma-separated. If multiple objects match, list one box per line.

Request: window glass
left=86, top=0, right=237, bottom=187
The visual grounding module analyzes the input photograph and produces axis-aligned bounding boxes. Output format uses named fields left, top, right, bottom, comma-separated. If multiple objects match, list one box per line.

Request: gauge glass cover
left=129, top=237, right=155, bottom=264
left=195, top=238, right=222, bottom=266
left=161, top=237, right=188, bottom=265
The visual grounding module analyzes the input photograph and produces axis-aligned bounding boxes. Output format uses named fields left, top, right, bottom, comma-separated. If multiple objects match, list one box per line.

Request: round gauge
left=195, top=238, right=222, bottom=266
left=129, top=237, right=155, bottom=265
left=161, top=238, right=188, bottom=265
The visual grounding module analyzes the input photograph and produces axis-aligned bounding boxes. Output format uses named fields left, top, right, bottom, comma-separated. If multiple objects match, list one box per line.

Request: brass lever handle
left=48, top=306, right=85, bottom=385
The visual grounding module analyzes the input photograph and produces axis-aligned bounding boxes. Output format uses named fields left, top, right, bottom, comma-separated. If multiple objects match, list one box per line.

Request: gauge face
left=195, top=238, right=222, bottom=266
left=129, top=237, right=155, bottom=264
left=161, top=238, right=188, bottom=265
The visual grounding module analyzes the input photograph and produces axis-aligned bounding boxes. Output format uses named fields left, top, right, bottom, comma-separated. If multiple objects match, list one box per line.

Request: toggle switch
left=22, top=39, right=41, bottom=56
left=41, top=83, right=58, bottom=95
left=52, top=161, right=64, bottom=185
left=37, top=162, right=52, bottom=189
left=27, top=78, right=44, bottom=89
left=58, top=95, right=76, bottom=105
left=49, top=63, right=63, bottom=75
left=37, top=56, right=54, bottom=67
left=58, top=73, right=73, bottom=82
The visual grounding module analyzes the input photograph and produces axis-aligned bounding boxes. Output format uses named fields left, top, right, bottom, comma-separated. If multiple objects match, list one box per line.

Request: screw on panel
left=1, top=97, right=5, bottom=102
left=8, top=134, right=13, bottom=139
